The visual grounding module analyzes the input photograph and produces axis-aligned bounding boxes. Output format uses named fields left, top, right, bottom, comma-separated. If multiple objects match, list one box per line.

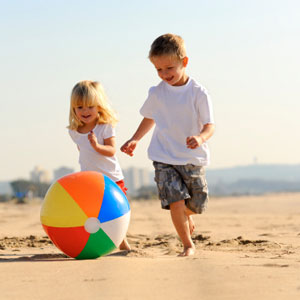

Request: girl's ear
left=97, top=107, right=101, bottom=120
left=182, top=56, right=189, bottom=67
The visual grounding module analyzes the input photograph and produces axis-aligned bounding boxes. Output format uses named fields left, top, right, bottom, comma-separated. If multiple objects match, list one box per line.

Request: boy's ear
left=182, top=56, right=189, bottom=67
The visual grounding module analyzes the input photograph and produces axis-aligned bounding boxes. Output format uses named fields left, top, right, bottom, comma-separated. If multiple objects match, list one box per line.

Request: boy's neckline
left=164, top=77, right=191, bottom=91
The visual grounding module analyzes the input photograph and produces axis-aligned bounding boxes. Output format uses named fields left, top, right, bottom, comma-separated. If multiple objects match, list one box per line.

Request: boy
left=121, top=33, right=215, bottom=256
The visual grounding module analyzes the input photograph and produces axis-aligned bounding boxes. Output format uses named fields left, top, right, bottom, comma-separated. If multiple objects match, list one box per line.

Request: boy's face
left=151, top=55, right=188, bottom=86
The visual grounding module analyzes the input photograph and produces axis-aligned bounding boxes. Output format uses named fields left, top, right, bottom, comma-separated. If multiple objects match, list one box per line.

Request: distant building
left=123, top=167, right=154, bottom=195
left=0, top=182, right=13, bottom=196
left=253, top=156, right=258, bottom=164
left=30, top=166, right=51, bottom=183
left=53, top=166, right=74, bottom=181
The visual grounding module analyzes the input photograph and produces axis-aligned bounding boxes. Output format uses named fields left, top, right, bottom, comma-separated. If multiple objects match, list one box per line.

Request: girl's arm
left=120, top=117, right=155, bottom=156
left=88, top=131, right=116, bottom=157
left=186, top=123, right=215, bottom=149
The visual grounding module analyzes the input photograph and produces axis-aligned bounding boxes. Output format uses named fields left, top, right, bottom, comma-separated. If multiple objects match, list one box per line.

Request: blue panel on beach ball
left=98, top=175, right=130, bottom=223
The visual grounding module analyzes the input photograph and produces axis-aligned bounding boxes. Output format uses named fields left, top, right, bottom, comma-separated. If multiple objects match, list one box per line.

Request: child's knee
left=170, top=200, right=186, bottom=211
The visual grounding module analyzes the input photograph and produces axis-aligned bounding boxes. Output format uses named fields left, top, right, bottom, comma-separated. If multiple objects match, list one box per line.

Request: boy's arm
left=186, top=123, right=215, bottom=149
left=121, top=117, right=155, bottom=156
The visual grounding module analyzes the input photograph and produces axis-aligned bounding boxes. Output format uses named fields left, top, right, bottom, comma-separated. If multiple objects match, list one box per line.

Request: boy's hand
left=88, top=131, right=98, bottom=148
left=186, top=135, right=204, bottom=149
left=120, top=139, right=137, bottom=156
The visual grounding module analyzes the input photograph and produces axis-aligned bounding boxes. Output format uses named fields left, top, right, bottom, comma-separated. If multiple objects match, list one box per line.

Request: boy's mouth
left=165, top=76, right=174, bottom=82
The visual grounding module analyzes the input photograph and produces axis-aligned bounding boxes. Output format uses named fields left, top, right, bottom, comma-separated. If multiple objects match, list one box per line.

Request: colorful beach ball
left=40, top=171, right=130, bottom=259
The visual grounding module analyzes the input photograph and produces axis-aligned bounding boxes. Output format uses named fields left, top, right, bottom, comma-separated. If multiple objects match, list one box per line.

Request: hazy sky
left=1, top=0, right=299, bottom=181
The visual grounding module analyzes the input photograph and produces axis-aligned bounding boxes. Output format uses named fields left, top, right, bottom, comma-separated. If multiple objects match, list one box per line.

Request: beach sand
left=1, top=193, right=300, bottom=300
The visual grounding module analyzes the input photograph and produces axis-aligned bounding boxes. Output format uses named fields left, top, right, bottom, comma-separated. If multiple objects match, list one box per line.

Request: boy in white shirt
left=121, top=33, right=215, bottom=256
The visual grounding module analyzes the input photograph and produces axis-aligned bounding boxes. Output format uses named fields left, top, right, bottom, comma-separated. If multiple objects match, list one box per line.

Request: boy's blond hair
left=149, top=33, right=186, bottom=60
left=68, top=80, right=118, bottom=130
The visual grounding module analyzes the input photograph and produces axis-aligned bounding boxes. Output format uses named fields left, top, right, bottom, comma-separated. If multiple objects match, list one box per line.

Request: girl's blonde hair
left=68, top=80, right=118, bottom=130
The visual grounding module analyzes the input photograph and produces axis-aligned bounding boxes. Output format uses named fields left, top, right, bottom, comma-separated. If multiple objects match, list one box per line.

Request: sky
left=0, top=0, right=299, bottom=181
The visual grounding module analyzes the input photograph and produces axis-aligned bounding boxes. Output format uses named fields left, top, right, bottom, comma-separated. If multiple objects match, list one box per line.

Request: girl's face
left=151, top=55, right=188, bottom=86
left=74, top=105, right=99, bottom=125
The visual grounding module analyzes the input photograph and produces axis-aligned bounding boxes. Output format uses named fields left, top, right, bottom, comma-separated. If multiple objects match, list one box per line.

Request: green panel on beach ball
left=76, top=228, right=116, bottom=260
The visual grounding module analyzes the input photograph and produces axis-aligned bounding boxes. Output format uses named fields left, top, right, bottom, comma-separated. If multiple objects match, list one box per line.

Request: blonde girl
left=68, top=80, right=130, bottom=251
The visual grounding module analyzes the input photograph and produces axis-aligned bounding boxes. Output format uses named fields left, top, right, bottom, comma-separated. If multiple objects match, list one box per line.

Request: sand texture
left=1, top=193, right=300, bottom=300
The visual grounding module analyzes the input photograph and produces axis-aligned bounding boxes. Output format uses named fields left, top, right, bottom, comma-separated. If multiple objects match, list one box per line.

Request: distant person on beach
left=68, top=80, right=131, bottom=251
left=121, top=34, right=215, bottom=256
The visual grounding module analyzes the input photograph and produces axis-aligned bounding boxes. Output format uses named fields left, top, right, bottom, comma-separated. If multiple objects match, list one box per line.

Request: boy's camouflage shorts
left=153, top=161, right=209, bottom=214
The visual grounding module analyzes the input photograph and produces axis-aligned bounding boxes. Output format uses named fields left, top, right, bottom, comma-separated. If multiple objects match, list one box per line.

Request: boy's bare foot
left=188, top=215, right=195, bottom=235
left=119, top=239, right=131, bottom=251
left=178, top=245, right=196, bottom=257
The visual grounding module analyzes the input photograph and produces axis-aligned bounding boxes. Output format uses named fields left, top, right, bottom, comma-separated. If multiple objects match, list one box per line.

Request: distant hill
left=206, top=164, right=300, bottom=184
left=206, top=164, right=300, bottom=196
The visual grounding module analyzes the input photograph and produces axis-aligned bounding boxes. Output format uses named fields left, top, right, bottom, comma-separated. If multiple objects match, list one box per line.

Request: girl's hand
left=186, top=135, right=204, bottom=149
left=88, top=133, right=116, bottom=157
left=120, top=139, right=138, bottom=156
left=88, top=131, right=98, bottom=148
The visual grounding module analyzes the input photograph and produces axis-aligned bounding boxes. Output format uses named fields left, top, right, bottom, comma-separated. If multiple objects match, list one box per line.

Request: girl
left=68, top=80, right=130, bottom=251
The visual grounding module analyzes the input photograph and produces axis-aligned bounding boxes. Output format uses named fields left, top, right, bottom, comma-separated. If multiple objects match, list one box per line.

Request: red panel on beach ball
left=43, top=225, right=89, bottom=258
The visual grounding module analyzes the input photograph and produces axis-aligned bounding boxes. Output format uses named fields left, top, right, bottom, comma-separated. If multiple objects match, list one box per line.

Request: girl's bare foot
left=178, top=244, right=196, bottom=257
left=119, top=238, right=131, bottom=251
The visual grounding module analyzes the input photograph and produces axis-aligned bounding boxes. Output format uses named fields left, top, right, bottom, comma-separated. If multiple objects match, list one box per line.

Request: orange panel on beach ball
left=58, top=172, right=104, bottom=218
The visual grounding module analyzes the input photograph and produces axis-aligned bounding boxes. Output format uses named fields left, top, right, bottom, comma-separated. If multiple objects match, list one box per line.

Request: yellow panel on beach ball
left=41, top=181, right=88, bottom=227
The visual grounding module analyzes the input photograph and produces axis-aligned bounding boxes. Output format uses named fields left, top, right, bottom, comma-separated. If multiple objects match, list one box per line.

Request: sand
left=1, top=193, right=300, bottom=300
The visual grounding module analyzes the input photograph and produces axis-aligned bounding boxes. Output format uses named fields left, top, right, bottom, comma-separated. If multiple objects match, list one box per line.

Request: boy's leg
left=170, top=200, right=195, bottom=256
left=185, top=207, right=196, bottom=235
left=153, top=162, right=196, bottom=256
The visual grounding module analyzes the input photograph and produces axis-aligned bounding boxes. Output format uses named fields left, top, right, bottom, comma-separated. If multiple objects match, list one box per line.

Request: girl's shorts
left=116, top=179, right=128, bottom=195
left=153, top=161, right=208, bottom=214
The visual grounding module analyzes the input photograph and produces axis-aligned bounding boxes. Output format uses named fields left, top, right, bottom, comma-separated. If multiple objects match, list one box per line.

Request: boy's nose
left=161, top=70, right=169, bottom=78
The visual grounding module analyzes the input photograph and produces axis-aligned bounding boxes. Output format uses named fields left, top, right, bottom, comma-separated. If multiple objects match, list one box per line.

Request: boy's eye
left=88, top=106, right=94, bottom=109
left=77, top=106, right=83, bottom=109
left=167, top=67, right=173, bottom=70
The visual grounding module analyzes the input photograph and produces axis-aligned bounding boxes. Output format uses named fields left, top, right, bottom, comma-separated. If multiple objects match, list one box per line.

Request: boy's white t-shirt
left=69, top=124, right=124, bottom=182
left=140, top=77, right=214, bottom=166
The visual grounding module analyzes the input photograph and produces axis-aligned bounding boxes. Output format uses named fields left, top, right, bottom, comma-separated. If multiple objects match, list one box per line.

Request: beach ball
left=40, top=171, right=130, bottom=259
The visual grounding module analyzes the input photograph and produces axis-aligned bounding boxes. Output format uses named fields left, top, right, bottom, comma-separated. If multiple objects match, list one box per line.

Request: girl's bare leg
left=119, top=238, right=131, bottom=251
left=170, top=200, right=195, bottom=256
